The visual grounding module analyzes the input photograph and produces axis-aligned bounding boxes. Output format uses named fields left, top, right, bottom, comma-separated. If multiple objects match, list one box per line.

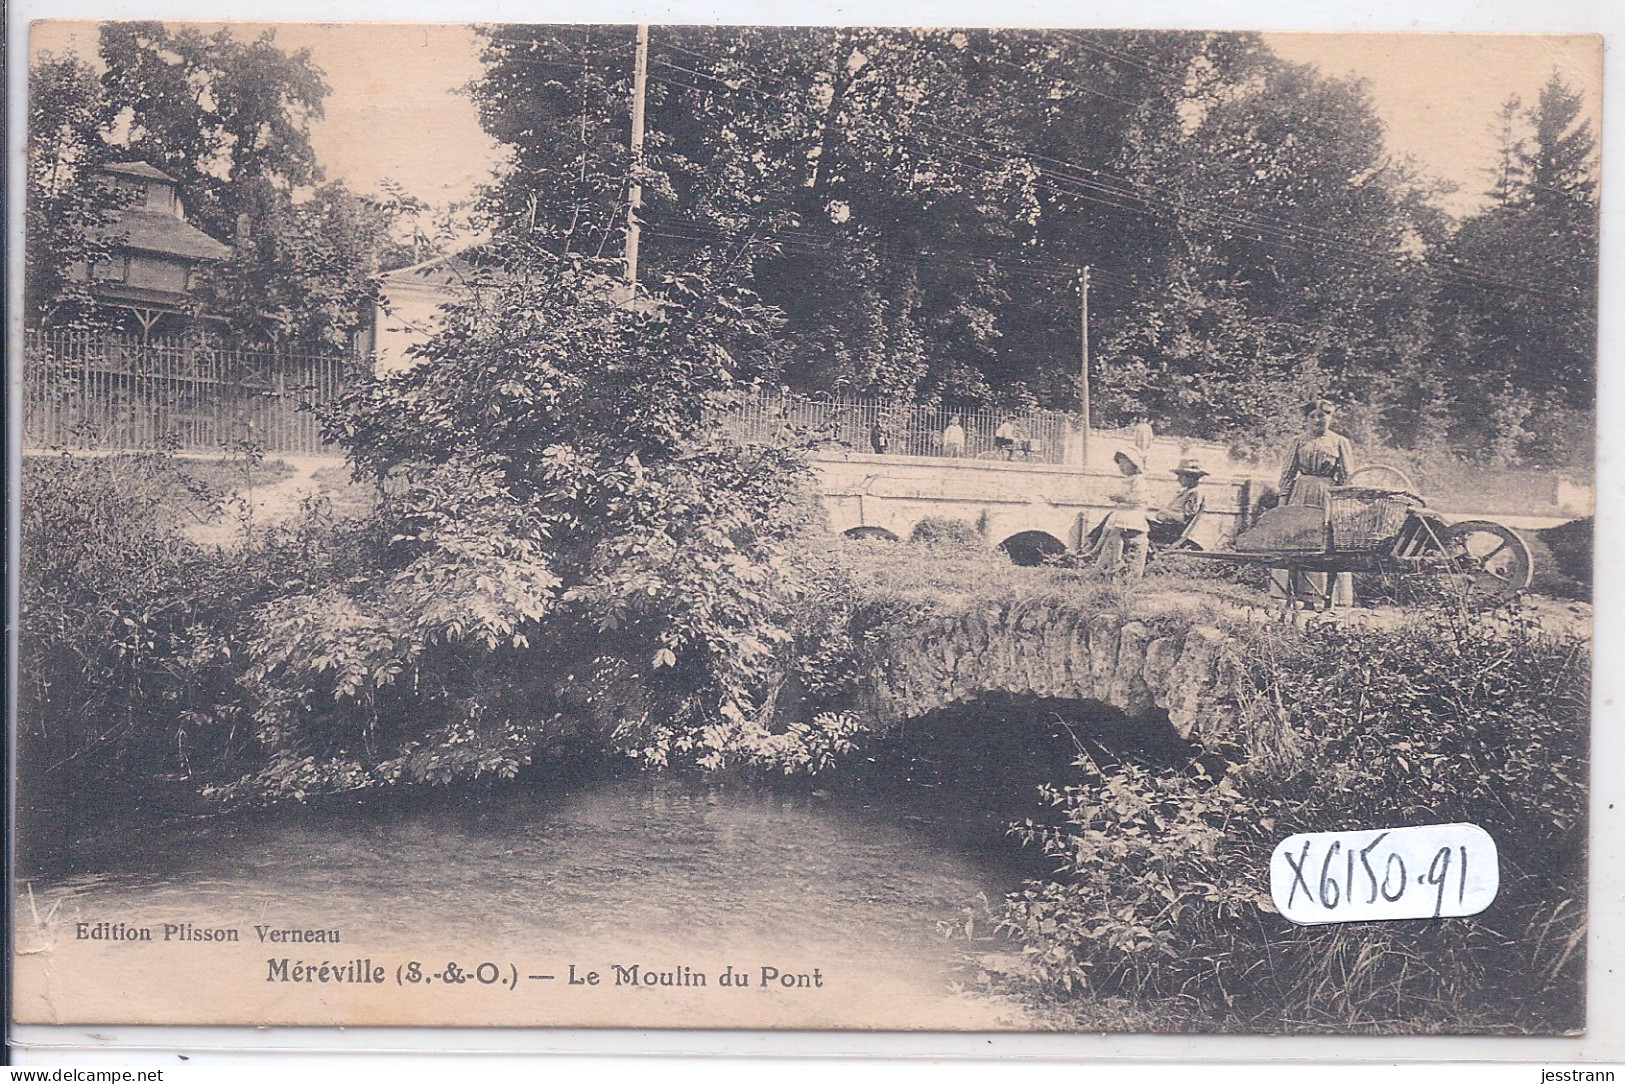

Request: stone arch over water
left=857, top=603, right=1250, bottom=754
left=997, top=530, right=1068, bottom=566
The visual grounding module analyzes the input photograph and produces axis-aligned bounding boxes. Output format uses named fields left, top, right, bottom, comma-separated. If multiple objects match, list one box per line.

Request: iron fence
left=21, top=330, right=358, bottom=456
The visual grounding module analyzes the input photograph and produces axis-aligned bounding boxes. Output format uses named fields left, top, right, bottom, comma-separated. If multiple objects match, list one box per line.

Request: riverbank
left=14, top=455, right=1592, bottom=1034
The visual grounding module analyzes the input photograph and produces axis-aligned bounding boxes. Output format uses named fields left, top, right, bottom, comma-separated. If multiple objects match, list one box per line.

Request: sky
left=28, top=22, right=1602, bottom=218
left=1263, top=32, right=1602, bottom=213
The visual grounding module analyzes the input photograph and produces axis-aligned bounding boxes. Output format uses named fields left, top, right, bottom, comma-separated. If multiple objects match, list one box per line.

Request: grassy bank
left=16, top=460, right=1591, bottom=1034
left=985, top=608, right=1588, bottom=1033
left=820, top=531, right=1588, bottom=1033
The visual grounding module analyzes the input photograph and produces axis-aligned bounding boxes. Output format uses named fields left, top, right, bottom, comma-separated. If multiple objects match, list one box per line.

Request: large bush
left=16, top=452, right=368, bottom=847
left=225, top=239, right=834, bottom=802
left=1000, top=609, right=1588, bottom=1032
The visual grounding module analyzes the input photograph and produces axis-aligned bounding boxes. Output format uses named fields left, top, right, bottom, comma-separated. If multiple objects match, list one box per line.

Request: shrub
left=1535, top=517, right=1592, bottom=598
left=16, top=452, right=369, bottom=844
left=225, top=238, right=823, bottom=800
left=999, top=608, right=1588, bottom=1032
left=909, top=516, right=982, bottom=550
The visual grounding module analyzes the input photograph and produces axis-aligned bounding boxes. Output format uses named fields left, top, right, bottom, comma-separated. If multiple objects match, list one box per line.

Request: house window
left=145, top=181, right=176, bottom=213
left=90, top=254, right=129, bottom=282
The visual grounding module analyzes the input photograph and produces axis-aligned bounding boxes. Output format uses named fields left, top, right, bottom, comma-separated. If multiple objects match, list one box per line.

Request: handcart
left=1180, top=465, right=1534, bottom=608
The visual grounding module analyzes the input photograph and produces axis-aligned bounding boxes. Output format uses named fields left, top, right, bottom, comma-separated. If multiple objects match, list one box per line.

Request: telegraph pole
left=625, top=24, right=650, bottom=293
left=1079, top=266, right=1092, bottom=467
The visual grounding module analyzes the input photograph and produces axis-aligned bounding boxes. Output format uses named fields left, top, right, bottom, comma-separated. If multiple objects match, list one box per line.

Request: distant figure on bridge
left=1129, top=416, right=1154, bottom=455
left=1098, top=447, right=1150, bottom=579
left=995, top=418, right=1018, bottom=459
left=942, top=415, right=966, bottom=457
left=1149, top=458, right=1208, bottom=548
left=870, top=418, right=890, bottom=455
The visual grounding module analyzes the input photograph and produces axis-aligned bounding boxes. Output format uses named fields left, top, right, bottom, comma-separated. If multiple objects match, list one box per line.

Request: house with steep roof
left=69, top=161, right=234, bottom=336
left=359, top=247, right=641, bottom=375
left=359, top=253, right=479, bottom=374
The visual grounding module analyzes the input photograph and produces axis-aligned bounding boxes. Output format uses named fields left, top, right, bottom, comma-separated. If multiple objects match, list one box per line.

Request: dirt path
left=182, top=455, right=348, bottom=548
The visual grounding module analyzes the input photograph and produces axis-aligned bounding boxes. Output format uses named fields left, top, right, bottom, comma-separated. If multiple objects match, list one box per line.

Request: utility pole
left=625, top=24, right=650, bottom=294
left=1079, top=266, right=1092, bottom=467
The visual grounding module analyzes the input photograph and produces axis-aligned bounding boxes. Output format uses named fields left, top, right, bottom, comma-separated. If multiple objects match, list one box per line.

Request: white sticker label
left=1270, top=823, right=1499, bottom=925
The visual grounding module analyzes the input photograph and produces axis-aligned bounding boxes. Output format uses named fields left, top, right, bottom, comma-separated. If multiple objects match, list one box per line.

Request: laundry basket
left=1327, top=487, right=1414, bottom=551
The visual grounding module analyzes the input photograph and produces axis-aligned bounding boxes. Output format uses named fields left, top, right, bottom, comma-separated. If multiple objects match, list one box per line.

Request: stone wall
left=814, top=453, right=1257, bottom=554
left=856, top=600, right=1250, bottom=753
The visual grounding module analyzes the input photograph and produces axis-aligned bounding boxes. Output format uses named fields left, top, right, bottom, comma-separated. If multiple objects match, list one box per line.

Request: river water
left=14, top=769, right=1054, bottom=1029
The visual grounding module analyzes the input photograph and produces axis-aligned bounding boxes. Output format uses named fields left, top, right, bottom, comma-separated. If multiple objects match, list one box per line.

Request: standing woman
left=1276, top=399, right=1356, bottom=606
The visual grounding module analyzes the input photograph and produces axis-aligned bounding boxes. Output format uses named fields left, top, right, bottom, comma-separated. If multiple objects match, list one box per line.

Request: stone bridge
left=846, top=600, right=1276, bottom=756
left=814, top=451, right=1265, bottom=563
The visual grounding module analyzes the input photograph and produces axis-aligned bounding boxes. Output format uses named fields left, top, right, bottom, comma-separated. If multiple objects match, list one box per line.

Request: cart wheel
left=1441, top=520, right=1533, bottom=604
left=1347, top=464, right=1418, bottom=492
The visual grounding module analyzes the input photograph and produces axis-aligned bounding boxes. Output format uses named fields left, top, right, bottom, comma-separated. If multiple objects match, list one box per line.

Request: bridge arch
left=997, top=530, right=1068, bottom=566
left=854, top=605, right=1256, bottom=755
left=843, top=525, right=901, bottom=542
left=882, top=692, right=1203, bottom=788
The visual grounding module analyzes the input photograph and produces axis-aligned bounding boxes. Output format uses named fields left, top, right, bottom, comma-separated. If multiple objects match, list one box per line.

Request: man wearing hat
left=1148, top=458, right=1209, bottom=548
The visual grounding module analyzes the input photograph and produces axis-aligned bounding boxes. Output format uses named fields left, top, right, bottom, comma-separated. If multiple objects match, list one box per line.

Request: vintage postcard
left=10, top=21, right=1600, bottom=1036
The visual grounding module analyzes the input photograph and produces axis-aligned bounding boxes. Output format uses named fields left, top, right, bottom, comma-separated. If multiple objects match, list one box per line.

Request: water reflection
left=15, top=695, right=1175, bottom=1027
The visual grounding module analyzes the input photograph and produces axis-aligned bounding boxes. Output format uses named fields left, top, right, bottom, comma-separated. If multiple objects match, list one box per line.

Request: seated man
left=994, top=418, right=1018, bottom=458
left=1148, top=458, right=1207, bottom=548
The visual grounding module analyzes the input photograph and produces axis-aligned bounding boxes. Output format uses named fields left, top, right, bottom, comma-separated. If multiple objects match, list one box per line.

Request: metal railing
left=21, top=330, right=358, bottom=456
left=722, top=389, right=1085, bottom=465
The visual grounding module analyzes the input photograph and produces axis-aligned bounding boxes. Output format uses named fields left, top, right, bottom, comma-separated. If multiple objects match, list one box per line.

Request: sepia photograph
left=9, top=18, right=1600, bottom=1038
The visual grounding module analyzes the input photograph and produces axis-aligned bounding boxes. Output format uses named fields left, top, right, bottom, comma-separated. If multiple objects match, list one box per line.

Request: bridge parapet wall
left=815, top=452, right=1259, bottom=552
left=858, top=601, right=1252, bottom=752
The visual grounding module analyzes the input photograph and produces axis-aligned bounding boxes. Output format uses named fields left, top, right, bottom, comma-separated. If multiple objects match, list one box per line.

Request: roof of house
left=103, top=209, right=233, bottom=262
left=102, top=160, right=177, bottom=183
left=378, top=251, right=488, bottom=291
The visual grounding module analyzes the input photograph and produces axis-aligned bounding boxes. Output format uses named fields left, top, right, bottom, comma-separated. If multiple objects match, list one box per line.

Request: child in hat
left=1099, top=447, right=1150, bottom=578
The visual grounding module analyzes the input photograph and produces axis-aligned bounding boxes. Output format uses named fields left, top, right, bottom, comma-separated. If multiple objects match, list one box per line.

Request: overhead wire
left=492, top=28, right=1582, bottom=302
left=658, top=34, right=1578, bottom=299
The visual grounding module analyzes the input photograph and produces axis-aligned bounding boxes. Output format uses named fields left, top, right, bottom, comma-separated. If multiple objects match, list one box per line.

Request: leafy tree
left=28, top=24, right=404, bottom=351
left=95, top=22, right=327, bottom=238
left=24, top=52, right=130, bottom=329
left=199, top=181, right=399, bottom=351
left=1428, top=72, right=1596, bottom=466
left=1099, top=58, right=1444, bottom=443
left=469, top=27, right=1447, bottom=443
left=92, top=23, right=382, bottom=351
left=230, top=235, right=833, bottom=801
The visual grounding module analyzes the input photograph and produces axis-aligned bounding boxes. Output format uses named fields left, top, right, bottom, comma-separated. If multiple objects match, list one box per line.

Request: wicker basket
left=1328, top=488, right=1414, bottom=551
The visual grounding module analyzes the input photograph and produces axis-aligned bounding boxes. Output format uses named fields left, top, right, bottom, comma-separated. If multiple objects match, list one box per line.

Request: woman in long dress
left=1274, top=398, right=1356, bottom=607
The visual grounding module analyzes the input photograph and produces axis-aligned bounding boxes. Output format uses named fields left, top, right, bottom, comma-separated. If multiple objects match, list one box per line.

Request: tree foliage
left=26, top=24, right=398, bottom=350
left=1428, top=72, right=1597, bottom=466
left=25, top=52, right=131, bottom=328
left=228, top=235, right=825, bottom=801
left=468, top=28, right=1593, bottom=464
left=95, top=22, right=327, bottom=238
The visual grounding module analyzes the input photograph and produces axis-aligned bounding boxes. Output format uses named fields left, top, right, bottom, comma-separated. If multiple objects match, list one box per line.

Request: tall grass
left=996, top=603, right=1588, bottom=1033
